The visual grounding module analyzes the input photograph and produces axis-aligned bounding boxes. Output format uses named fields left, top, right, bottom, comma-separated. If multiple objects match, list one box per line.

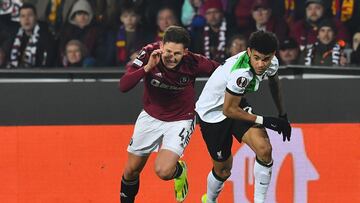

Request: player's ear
left=247, top=47, right=251, bottom=56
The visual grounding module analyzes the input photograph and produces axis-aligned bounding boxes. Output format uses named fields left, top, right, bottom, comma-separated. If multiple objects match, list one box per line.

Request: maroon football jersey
left=119, top=42, right=220, bottom=121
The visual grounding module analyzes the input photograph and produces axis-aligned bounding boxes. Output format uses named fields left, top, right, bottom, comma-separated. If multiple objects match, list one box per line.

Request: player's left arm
left=268, top=73, right=287, bottom=119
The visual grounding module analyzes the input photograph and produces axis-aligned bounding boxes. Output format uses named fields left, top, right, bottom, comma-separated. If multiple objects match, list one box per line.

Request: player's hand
left=263, top=116, right=291, bottom=142
left=144, top=49, right=161, bottom=72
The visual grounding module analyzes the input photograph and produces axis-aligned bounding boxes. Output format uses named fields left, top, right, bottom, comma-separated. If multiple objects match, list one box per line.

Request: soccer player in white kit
left=196, top=31, right=292, bottom=203
left=119, top=26, right=219, bottom=203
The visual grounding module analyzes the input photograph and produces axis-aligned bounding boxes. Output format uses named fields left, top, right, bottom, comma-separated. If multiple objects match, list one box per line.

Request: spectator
left=250, top=0, right=289, bottom=42
left=119, top=5, right=149, bottom=62
left=300, top=19, right=347, bottom=66
left=350, top=29, right=360, bottom=65
left=191, top=0, right=234, bottom=63
left=290, top=0, right=349, bottom=50
left=7, top=3, right=55, bottom=68
left=181, top=0, right=206, bottom=28
left=23, top=0, right=76, bottom=35
left=117, top=0, right=182, bottom=31
left=59, top=0, right=103, bottom=66
left=278, top=37, right=300, bottom=65
left=226, top=34, right=247, bottom=57
left=62, top=39, right=95, bottom=67
left=152, top=6, right=179, bottom=42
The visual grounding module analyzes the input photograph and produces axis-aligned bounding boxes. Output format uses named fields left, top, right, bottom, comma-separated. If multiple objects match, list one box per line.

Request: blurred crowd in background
left=0, top=0, right=360, bottom=69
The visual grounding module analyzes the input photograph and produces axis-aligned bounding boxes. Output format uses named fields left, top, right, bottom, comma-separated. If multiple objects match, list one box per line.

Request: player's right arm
left=223, top=92, right=257, bottom=122
left=223, top=70, right=291, bottom=141
left=223, top=90, right=291, bottom=142
left=119, top=48, right=161, bottom=92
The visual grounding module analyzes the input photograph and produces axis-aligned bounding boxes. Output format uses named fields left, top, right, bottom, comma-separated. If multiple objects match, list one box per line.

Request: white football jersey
left=195, top=51, right=279, bottom=123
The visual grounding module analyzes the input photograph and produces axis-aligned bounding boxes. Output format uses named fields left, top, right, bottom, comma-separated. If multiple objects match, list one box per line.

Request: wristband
left=255, top=115, right=263, bottom=124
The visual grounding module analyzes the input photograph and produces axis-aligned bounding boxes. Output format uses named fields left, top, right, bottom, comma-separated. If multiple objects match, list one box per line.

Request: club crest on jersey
left=236, top=77, right=248, bottom=88
left=180, top=76, right=189, bottom=84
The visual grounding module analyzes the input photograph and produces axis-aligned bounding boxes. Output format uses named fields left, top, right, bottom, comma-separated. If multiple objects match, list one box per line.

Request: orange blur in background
left=0, top=124, right=359, bottom=203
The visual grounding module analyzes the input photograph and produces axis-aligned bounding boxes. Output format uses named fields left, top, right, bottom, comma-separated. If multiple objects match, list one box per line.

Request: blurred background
left=0, top=0, right=359, bottom=202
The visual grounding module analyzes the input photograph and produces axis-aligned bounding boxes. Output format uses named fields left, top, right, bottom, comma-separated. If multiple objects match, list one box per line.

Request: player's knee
left=213, top=165, right=232, bottom=180
left=256, top=143, right=272, bottom=161
left=154, top=164, right=173, bottom=180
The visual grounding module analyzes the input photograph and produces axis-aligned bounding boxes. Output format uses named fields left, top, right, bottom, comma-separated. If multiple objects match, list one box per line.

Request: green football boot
left=174, top=160, right=188, bottom=202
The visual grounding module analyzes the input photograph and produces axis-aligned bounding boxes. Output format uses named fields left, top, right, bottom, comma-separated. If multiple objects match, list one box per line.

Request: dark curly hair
left=248, top=30, right=279, bottom=55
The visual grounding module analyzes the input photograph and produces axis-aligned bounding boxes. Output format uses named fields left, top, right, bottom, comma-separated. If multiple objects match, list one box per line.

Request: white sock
left=206, top=170, right=225, bottom=203
left=254, top=158, right=273, bottom=203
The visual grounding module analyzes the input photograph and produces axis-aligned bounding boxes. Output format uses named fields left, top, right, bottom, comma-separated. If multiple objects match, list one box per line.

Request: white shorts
left=127, top=110, right=195, bottom=157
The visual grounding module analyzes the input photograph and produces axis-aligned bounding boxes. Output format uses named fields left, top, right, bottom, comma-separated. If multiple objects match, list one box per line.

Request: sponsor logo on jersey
left=150, top=79, right=184, bottom=90
left=236, top=77, right=248, bottom=88
left=133, top=58, right=143, bottom=67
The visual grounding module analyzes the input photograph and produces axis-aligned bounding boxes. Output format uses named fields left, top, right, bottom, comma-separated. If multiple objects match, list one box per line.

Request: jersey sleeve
left=226, top=69, right=253, bottom=96
left=266, top=56, right=279, bottom=77
left=119, top=43, right=154, bottom=92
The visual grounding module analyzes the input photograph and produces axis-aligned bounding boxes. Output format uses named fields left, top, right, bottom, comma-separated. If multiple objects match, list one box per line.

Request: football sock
left=254, top=157, right=273, bottom=203
left=172, top=161, right=184, bottom=179
left=206, top=168, right=227, bottom=203
left=120, top=175, right=139, bottom=203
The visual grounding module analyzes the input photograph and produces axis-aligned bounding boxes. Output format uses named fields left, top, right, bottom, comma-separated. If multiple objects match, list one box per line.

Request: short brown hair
left=163, top=26, right=191, bottom=48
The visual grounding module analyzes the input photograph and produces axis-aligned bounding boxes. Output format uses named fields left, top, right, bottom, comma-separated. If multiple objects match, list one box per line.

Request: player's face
left=247, top=48, right=275, bottom=75
left=160, top=42, right=188, bottom=69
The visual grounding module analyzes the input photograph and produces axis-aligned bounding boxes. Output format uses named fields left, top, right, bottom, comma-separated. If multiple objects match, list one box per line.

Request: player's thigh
left=127, top=110, right=164, bottom=156
left=161, top=118, right=196, bottom=157
left=241, top=127, right=272, bottom=157
left=199, top=118, right=233, bottom=162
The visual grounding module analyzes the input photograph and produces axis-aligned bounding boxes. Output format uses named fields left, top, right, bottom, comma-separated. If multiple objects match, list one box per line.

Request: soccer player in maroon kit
left=119, top=26, right=219, bottom=203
